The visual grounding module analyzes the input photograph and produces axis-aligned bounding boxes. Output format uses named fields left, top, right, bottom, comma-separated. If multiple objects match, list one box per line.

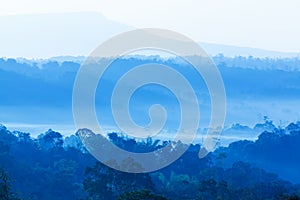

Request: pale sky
left=0, top=0, right=300, bottom=55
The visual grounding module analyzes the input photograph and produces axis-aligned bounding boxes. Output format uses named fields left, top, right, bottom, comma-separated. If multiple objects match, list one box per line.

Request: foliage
left=0, top=123, right=300, bottom=199
left=83, top=162, right=154, bottom=199
left=0, top=168, right=21, bottom=200
left=118, top=190, right=167, bottom=200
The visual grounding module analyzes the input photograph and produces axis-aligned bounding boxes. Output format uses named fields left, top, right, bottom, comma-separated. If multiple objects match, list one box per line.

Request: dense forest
left=1, top=121, right=300, bottom=199
left=1, top=56, right=300, bottom=199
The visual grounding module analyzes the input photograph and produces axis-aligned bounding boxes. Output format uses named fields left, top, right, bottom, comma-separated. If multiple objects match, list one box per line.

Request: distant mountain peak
left=200, top=42, right=300, bottom=58
left=0, top=12, right=133, bottom=58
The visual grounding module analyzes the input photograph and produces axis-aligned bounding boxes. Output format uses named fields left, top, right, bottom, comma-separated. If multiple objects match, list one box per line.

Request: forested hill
left=0, top=122, right=300, bottom=199
left=1, top=56, right=300, bottom=136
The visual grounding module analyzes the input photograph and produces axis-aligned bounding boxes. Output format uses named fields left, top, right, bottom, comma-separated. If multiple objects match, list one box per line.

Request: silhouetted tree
left=83, top=162, right=154, bottom=199
left=118, top=190, right=167, bottom=200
